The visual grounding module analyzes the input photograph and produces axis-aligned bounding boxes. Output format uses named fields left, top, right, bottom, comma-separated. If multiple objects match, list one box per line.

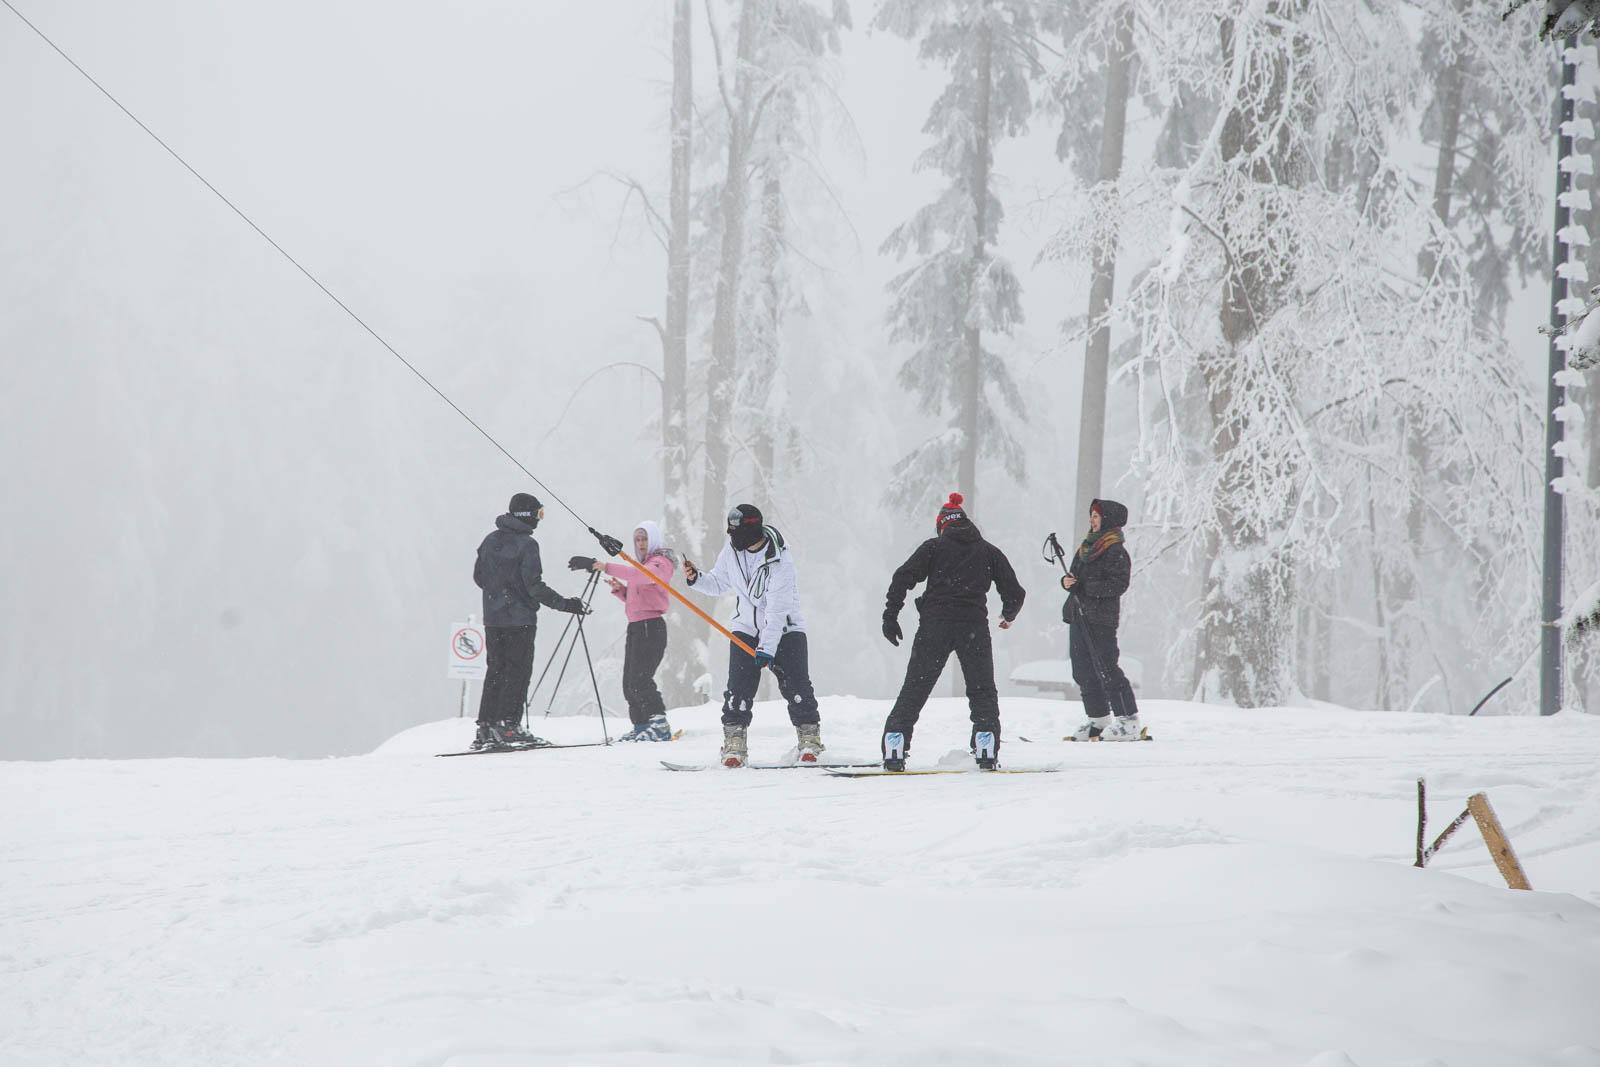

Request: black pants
left=721, top=631, right=819, bottom=727
left=478, top=624, right=537, bottom=725
left=622, top=617, right=668, bottom=725
left=882, top=618, right=1000, bottom=751
left=1070, top=621, right=1138, bottom=719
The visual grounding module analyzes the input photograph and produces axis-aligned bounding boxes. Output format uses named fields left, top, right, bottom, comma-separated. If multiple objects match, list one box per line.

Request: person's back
left=469, top=493, right=587, bottom=750
left=902, top=521, right=1023, bottom=622
left=880, top=494, right=1024, bottom=770
left=475, top=513, right=543, bottom=627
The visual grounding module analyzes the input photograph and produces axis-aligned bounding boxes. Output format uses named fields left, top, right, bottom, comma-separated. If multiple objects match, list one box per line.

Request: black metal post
left=1543, top=48, right=1577, bottom=718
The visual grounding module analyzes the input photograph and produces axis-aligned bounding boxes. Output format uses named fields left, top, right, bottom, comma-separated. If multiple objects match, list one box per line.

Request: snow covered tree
left=696, top=0, right=850, bottom=553
left=1504, top=0, right=1600, bottom=40
left=876, top=0, right=1035, bottom=515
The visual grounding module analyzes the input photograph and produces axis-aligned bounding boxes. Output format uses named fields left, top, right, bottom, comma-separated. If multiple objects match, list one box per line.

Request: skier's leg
left=953, top=622, right=1001, bottom=753
left=772, top=631, right=820, bottom=727
left=882, top=621, right=954, bottom=753
left=621, top=621, right=649, bottom=726
left=721, top=633, right=761, bottom=728
left=1091, top=624, right=1140, bottom=719
left=634, top=617, right=669, bottom=719
left=500, top=624, right=538, bottom=725
left=1069, top=622, right=1111, bottom=718
left=477, top=626, right=508, bottom=723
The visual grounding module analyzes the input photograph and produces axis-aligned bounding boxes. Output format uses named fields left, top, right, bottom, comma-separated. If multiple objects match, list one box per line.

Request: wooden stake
left=1467, top=793, right=1532, bottom=891
left=1415, top=779, right=1426, bottom=867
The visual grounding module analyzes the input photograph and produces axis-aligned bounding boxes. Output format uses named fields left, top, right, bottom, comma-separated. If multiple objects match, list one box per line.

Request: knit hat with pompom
left=936, top=492, right=968, bottom=533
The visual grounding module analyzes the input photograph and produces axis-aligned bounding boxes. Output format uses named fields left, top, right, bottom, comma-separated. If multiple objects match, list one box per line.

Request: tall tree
left=876, top=0, right=1035, bottom=514
left=1049, top=3, right=1136, bottom=522
left=700, top=0, right=768, bottom=556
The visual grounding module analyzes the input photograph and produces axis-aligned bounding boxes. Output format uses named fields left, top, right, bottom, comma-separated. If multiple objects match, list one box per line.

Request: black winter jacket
left=884, top=522, right=1026, bottom=625
left=474, top=513, right=565, bottom=626
left=1065, top=498, right=1130, bottom=629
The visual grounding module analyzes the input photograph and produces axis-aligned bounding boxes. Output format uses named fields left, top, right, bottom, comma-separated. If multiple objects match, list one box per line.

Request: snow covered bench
left=1009, top=657, right=1143, bottom=698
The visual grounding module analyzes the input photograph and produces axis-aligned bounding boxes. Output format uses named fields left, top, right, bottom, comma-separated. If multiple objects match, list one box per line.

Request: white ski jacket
left=687, top=527, right=807, bottom=657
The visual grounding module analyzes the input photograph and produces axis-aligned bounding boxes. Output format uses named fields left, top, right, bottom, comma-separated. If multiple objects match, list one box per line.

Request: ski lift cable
left=1, top=0, right=597, bottom=528
left=3, top=0, right=758, bottom=658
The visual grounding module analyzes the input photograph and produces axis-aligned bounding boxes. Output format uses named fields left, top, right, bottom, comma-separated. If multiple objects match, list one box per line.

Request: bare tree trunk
left=749, top=168, right=783, bottom=486
left=958, top=8, right=994, bottom=514
left=1420, top=44, right=1466, bottom=281
left=700, top=0, right=763, bottom=558
left=665, top=0, right=693, bottom=540
left=1072, top=5, right=1134, bottom=523
left=660, top=0, right=698, bottom=710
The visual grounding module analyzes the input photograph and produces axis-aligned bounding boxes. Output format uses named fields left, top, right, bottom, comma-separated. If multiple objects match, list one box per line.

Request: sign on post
left=449, top=621, right=487, bottom=680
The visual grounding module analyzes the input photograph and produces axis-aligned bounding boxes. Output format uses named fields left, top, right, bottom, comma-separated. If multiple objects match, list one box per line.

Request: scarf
left=1078, top=528, right=1124, bottom=562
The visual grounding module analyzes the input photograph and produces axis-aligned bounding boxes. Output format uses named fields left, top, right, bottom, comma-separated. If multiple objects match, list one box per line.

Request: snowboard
left=825, top=764, right=1062, bottom=778
left=660, top=758, right=881, bottom=772
left=1065, top=727, right=1153, bottom=742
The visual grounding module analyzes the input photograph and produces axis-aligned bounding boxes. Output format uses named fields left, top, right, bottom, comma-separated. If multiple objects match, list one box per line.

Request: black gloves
left=568, top=556, right=597, bottom=572
left=557, top=597, right=591, bottom=615
left=882, top=617, right=902, bottom=646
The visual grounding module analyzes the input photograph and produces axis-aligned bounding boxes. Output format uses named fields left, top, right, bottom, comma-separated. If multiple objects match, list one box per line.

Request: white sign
left=448, top=621, right=487, bottom=680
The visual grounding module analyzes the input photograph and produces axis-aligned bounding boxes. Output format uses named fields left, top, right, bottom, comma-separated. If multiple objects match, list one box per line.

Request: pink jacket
left=606, top=553, right=674, bottom=623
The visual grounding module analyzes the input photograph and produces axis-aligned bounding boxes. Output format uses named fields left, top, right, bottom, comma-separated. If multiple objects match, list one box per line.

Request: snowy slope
left=6, top=698, right=1600, bottom=1066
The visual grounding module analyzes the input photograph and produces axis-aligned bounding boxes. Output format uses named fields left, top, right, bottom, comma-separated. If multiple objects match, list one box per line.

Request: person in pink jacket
left=570, top=521, right=676, bottom=741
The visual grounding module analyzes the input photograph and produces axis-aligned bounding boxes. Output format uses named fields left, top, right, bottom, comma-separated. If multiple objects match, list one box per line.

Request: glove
left=568, top=556, right=596, bottom=572
left=882, top=617, right=902, bottom=647
left=557, top=596, right=590, bottom=615
left=755, top=651, right=775, bottom=670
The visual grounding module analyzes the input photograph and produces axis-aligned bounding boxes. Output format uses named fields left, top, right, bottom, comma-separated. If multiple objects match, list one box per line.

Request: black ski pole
left=543, top=570, right=601, bottom=718
left=573, top=606, right=611, bottom=744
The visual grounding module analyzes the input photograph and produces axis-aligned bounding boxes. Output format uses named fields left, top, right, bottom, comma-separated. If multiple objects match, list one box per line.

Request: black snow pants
left=882, top=619, right=1001, bottom=752
left=721, top=631, right=820, bottom=727
left=622, top=617, right=668, bottom=725
left=1069, top=620, right=1138, bottom=719
left=478, top=623, right=537, bottom=725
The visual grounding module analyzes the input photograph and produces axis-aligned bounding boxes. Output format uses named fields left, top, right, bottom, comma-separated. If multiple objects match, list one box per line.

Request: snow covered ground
left=6, top=697, right=1600, bottom=1066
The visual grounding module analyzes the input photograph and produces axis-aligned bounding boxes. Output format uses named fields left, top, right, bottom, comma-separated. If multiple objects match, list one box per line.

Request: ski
left=436, top=741, right=612, bottom=758
left=825, top=764, right=1062, bottom=778
left=1064, top=727, right=1153, bottom=742
left=660, top=759, right=882, bottom=772
left=438, top=729, right=683, bottom=757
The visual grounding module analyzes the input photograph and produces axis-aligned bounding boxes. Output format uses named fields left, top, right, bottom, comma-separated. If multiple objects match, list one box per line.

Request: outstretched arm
left=991, top=544, right=1026, bottom=622
left=687, top=545, right=734, bottom=596
left=884, top=541, right=935, bottom=620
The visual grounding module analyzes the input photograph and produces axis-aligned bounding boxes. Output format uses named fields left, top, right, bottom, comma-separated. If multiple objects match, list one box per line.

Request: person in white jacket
left=683, top=504, right=822, bottom=767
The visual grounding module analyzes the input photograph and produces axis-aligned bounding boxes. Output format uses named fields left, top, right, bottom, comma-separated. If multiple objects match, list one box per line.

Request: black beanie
left=509, top=493, right=542, bottom=524
left=727, top=504, right=765, bottom=550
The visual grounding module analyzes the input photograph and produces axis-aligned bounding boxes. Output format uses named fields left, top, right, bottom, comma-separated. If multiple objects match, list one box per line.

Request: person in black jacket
left=880, top=493, right=1025, bottom=770
left=471, top=493, right=590, bottom=750
left=1063, top=498, right=1142, bottom=740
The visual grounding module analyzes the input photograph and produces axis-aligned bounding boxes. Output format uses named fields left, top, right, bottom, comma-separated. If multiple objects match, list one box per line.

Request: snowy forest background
left=3, top=0, right=1598, bottom=759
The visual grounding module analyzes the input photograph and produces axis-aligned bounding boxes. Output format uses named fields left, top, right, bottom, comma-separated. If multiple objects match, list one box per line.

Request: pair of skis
left=660, top=757, right=1061, bottom=776
left=437, top=729, right=685, bottom=758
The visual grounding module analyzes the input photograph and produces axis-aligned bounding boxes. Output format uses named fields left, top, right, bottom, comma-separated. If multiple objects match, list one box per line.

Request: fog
left=0, top=0, right=1568, bottom=758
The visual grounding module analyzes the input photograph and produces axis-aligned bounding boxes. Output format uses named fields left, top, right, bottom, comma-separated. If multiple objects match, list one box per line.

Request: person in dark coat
left=1063, top=498, right=1142, bottom=740
left=471, top=492, right=590, bottom=749
left=880, top=493, right=1026, bottom=770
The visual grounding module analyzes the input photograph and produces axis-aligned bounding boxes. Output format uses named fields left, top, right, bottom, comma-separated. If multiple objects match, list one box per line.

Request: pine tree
left=876, top=0, right=1035, bottom=515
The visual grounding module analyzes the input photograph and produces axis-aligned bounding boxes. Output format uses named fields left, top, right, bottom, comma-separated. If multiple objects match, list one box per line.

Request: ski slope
left=6, top=698, right=1600, bottom=1065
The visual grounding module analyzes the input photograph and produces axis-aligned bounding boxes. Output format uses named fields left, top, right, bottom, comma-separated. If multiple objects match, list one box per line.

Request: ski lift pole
left=589, top=530, right=758, bottom=658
